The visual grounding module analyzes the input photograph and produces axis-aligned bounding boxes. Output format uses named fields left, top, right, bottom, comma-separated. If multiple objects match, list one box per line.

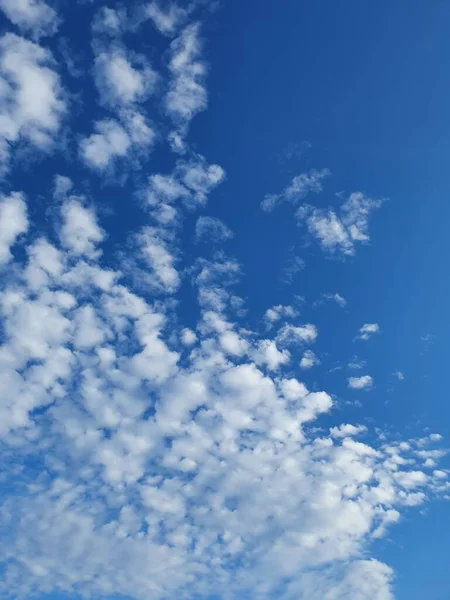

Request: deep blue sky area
left=0, top=1, right=449, bottom=599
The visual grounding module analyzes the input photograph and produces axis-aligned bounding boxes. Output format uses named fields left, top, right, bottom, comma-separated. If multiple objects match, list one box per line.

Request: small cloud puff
left=348, top=375, right=373, bottom=390
left=300, top=349, right=319, bottom=370
left=330, top=423, right=368, bottom=438
left=261, top=168, right=330, bottom=212
left=358, top=323, right=380, bottom=341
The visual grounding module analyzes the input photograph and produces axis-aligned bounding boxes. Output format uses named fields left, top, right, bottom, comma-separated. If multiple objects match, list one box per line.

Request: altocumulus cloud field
left=0, top=1, right=449, bottom=600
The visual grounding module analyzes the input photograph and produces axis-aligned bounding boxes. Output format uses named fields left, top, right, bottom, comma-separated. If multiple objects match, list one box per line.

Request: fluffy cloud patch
left=300, top=349, right=319, bottom=369
left=348, top=375, right=373, bottom=390
left=94, top=48, right=158, bottom=107
left=0, top=192, right=28, bottom=265
left=276, top=323, right=318, bottom=346
left=0, top=33, right=66, bottom=172
left=80, top=117, right=155, bottom=170
left=0, top=0, right=59, bottom=38
left=299, top=192, right=384, bottom=256
left=146, top=1, right=187, bottom=36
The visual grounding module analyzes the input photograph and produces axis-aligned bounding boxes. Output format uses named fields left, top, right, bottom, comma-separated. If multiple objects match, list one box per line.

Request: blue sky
left=0, top=1, right=449, bottom=599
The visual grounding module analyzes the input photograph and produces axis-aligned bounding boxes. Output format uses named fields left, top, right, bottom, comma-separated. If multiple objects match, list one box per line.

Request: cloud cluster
left=0, top=180, right=445, bottom=598
left=263, top=171, right=384, bottom=257
left=298, top=192, right=384, bottom=256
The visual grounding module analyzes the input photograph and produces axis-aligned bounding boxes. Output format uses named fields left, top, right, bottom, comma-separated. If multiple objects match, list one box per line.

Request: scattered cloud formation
left=358, top=323, right=381, bottom=341
left=262, top=171, right=383, bottom=257
left=394, top=371, right=405, bottom=381
left=0, top=4, right=445, bottom=600
left=264, top=304, right=298, bottom=328
left=348, top=375, right=374, bottom=390
left=298, top=192, right=384, bottom=256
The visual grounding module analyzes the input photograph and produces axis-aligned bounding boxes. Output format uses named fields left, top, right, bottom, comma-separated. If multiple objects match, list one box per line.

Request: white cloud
left=394, top=371, right=404, bottom=381
left=348, top=375, right=373, bottom=390
left=358, top=323, right=380, bottom=341
left=262, top=174, right=383, bottom=256
left=59, top=198, right=105, bottom=258
left=251, top=339, right=290, bottom=371
left=0, top=33, right=66, bottom=172
left=0, top=9, right=446, bottom=600
left=195, top=216, right=233, bottom=243
left=298, top=192, right=383, bottom=256
left=80, top=119, right=130, bottom=169
left=0, top=0, right=59, bottom=38
left=264, top=304, right=297, bottom=328
left=261, top=168, right=330, bottom=212
left=180, top=158, right=225, bottom=206
left=135, top=227, right=180, bottom=293
left=146, top=2, right=187, bottom=36
left=321, top=292, right=347, bottom=307
left=276, top=323, right=318, bottom=346
left=0, top=192, right=28, bottom=265
left=94, top=49, right=157, bottom=107
left=330, top=423, right=368, bottom=439
left=0, top=224, right=445, bottom=599
left=92, top=6, right=125, bottom=36
left=300, top=349, right=319, bottom=369
left=166, top=23, right=207, bottom=149
left=180, top=327, right=197, bottom=346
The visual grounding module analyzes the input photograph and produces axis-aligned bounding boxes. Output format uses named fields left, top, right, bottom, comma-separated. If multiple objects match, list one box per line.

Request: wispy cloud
left=299, top=192, right=384, bottom=256
left=195, top=216, right=233, bottom=243
left=261, top=168, right=330, bottom=212
left=357, top=322, right=381, bottom=341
